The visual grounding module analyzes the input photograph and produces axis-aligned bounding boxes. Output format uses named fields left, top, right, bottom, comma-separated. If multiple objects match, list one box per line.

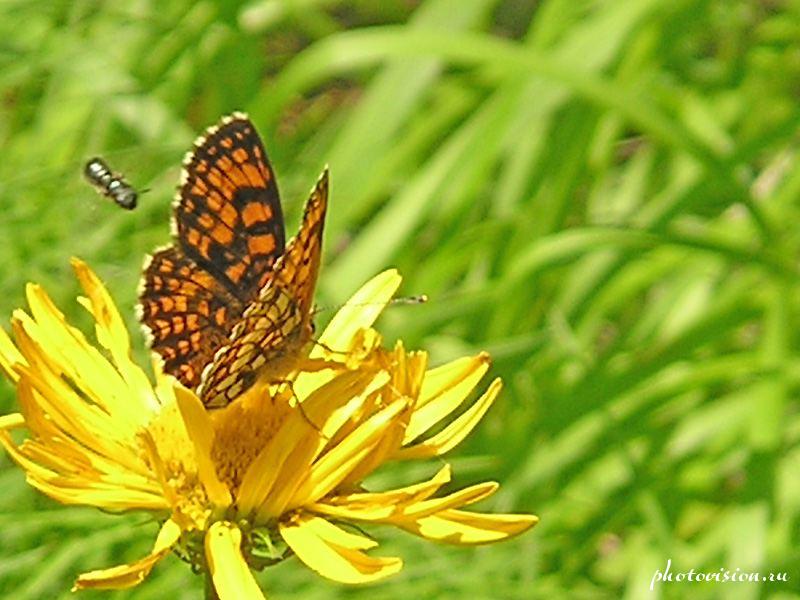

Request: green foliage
left=1, top=0, right=799, bottom=598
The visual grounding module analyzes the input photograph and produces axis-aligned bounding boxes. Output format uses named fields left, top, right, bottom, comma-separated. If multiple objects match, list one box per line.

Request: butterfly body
left=138, top=112, right=327, bottom=407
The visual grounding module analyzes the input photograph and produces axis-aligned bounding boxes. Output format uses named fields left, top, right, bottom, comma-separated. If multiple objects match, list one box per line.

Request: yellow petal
left=405, top=352, right=491, bottom=443
left=338, top=346, right=426, bottom=486
left=174, top=386, right=231, bottom=507
left=11, top=307, right=150, bottom=461
left=397, top=378, right=501, bottom=459
left=72, top=258, right=159, bottom=414
left=0, top=384, right=166, bottom=511
left=13, top=357, right=118, bottom=447
left=8, top=446, right=163, bottom=511
left=29, top=482, right=169, bottom=511
left=398, top=482, right=498, bottom=519
left=310, top=465, right=452, bottom=521
left=0, top=324, right=25, bottom=383
left=0, top=413, right=24, bottom=430
left=73, top=519, right=180, bottom=590
left=14, top=362, right=149, bottom=480
left=251, top=370, right=387, bottom=521
left=280, top=512, right=402, bottom=584
left=291, top=400, right=407, bottom=507
left=205, top=521, right=265, bottom=600
left=313, top=269, right=402, bottom=355
left=316, top=370, right=390, bottom=442
left=289, top=513, right=378, bottom=549
left=19, top=284, right=142, bottom=425
left=71, top=258, right=131, bottom=352
left=240, top=371, right=366, bottom=517
left=241, top=422, right=321, bottom=520
left=398, top=509, right=539, bottom=545
left=0, top=429, right=56, bottom=480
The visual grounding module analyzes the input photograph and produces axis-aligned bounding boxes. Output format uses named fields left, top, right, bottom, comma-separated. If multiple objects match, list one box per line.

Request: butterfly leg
left=273, top=378, right=328, bottom=439
left=297, top=356, right=347, bottom=371
left=310, top=338, right=347, bottom=355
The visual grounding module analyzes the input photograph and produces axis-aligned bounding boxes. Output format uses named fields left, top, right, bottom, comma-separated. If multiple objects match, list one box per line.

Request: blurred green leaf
left=1, top=0, right=800, bottom=598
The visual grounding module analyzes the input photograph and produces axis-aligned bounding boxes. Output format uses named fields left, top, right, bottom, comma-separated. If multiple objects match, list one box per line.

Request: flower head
left=0, top=259, right=537, bottom=598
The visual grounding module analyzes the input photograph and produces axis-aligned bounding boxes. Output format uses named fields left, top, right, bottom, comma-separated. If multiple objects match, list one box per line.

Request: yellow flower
left=0, top=259, right=537, bottom=598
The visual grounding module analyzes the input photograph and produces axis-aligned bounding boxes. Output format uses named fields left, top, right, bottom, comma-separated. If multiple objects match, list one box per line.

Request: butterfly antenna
left=311, top=294, right=428, bottom=317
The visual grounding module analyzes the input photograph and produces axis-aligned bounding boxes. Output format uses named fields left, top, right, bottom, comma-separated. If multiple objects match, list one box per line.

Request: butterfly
left=84, top=156, right=139, bottom=209
left=138, top=112, right=327, bottom=408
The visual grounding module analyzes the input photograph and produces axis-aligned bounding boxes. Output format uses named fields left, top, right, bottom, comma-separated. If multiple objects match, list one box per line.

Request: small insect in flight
left=83, top=157, right=138, bottom=210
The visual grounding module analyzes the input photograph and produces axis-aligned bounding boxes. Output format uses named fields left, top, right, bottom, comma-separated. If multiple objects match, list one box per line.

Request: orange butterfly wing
left=139, top=113, right=287, bottom=391
left=197, top=169, right=328, bottom=408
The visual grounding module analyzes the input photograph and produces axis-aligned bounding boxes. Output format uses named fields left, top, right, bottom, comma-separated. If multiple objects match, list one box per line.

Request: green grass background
left=1, top=0, right=799, bottom=598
